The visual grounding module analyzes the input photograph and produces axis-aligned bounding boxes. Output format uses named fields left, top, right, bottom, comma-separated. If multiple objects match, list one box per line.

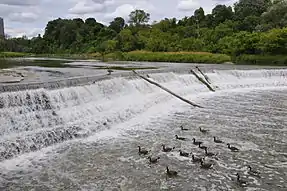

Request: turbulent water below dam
left=0, top=67, right=287, bottom=191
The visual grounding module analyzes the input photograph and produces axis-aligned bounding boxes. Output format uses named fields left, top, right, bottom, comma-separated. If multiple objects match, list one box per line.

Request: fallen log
left=195, top=66, right=211, bottom=84
left=190, top=69, right=215, bottom=92
left=132, top=70, right=203, bottom=108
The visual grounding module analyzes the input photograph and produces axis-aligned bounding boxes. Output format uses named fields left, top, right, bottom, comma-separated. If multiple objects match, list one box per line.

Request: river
left=0, top=59, right=286, bottom=190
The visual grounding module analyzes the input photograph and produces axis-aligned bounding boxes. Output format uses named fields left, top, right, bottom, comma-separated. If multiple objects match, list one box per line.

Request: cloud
left=177, top=0, right=200, bottom=11
left=69, top=0, right=105, bottom=15
left=8, top=12, right=38, bottom=22
left=104, top=4, right=134, bottom=20
left=0, top=0, right=38, bottom=6
left=5, top=27, right=43, bottom=38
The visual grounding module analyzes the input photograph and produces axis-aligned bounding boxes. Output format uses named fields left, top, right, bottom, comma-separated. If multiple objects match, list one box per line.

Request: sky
left=0, top=0, right=237, bottom=38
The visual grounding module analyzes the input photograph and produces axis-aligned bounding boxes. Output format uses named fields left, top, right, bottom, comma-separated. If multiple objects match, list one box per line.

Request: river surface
left=0, top=62, right=286, bottom=191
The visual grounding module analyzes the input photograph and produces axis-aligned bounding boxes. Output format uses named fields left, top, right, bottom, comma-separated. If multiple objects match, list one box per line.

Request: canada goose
left=204, top=147, right=215, bottom=157
left=191, top=154, right=202, bottom=163
left=200, top=159, right=213, bottom=169
left=180, top=125, right=189, bottom=131
left=227, top=144, right=239, bottom=152
left=161, top=144, right=175, bottom=152
left=138, top=146, right=149, bottom=155
left=192, top=138, right=203, bottom=146
left=166, top=166, right=178, bottom=177
left=213, top=137, right=224, bottom=143
left=148, top=156, right=160, bottom=164
left=199, top=127, right=209, bottom=133
left=179, top=150, right=190, bottom=157
left=198, top=143, right=207, bottom=150
left=175, top=135, right=187, bottom=141
left=236, top=173, right=247, bottom=187
left=247, top=165, right=261, bottom=178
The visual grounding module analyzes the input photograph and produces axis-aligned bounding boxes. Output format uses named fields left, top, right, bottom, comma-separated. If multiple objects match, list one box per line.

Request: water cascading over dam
left=0, top=69, right=286, bottom=190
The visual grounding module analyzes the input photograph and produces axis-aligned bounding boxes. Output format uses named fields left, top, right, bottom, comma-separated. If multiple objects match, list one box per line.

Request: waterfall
left=0, top=69, right=286, bottom=162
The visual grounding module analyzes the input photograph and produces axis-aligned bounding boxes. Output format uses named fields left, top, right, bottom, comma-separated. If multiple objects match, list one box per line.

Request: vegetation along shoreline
left=1, top=0, right=287, bottom=66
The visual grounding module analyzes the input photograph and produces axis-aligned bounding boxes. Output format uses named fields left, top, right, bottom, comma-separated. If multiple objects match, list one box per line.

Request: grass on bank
left=116, top=51, right=231, bottom=64
left=31, top=51, right=232, bottom=64
left=234, top=54, right=287, bottom=66
left=0, top=52, right=31, bottom=58
left=2, top=51, right=287, bottom=66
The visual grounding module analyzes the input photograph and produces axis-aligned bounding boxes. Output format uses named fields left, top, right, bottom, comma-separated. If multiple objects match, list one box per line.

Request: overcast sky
left=0, top=0, right=236, bottom=38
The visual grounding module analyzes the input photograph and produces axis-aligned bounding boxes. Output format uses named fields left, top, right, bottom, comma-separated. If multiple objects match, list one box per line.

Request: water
left=0, top=68, right=286, bottom=190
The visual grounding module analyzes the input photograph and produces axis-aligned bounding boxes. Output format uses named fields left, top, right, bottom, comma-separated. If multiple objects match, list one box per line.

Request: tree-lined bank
left=1, top=0, right=287, bottom=65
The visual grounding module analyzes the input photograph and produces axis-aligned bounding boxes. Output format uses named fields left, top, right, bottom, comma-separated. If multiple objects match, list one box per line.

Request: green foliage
left=261, top=0, right=287, bottom=29
left=118, top=51, right=231, bottom=64
left=117, top=29, right=136, bottom=52
left=128, top=10, right=150, bottom=26
left=0, top=52, right=29, bottom=58
left=96, top=40, right=118, bottom=61
left=234, top=54, right=287, bottom=65
left=109, top=17, right=125, bottom=33
left=1, top=0, right=287, bottom=66
left=234, top=0, right=272, bottom=19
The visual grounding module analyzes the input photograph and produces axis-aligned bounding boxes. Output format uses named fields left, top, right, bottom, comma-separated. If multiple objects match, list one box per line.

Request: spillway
left=0, top=68, right=286, bottom=190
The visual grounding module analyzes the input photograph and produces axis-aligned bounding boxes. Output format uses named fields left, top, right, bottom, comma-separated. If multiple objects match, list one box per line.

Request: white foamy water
left=0, top=69, right=287, bottom=190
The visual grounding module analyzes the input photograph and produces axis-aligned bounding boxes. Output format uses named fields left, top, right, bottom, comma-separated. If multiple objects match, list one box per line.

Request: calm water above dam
left=0, top=63, right=286, bottom=190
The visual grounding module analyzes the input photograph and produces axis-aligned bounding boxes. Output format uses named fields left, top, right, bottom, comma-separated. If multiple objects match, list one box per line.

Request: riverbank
left=34, top=51, right=233, bottom=64
left=0, top=52, right=32, bottom=58
left=2, top=51, right=287, bottom=66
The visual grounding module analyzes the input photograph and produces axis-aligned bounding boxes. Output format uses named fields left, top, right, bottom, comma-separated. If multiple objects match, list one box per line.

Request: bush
left=116, top=51, right=231, bottom=64
left=234, top=54, right=287, bottom=66
left=0, top=52, right=29, bottom=58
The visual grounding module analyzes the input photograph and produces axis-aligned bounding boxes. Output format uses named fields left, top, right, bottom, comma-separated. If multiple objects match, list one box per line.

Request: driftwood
left=132, top=70, right=203, bottom=108
left=196, top=66, right=211, bottom=84
left=190, top=69, right=215, bottom=92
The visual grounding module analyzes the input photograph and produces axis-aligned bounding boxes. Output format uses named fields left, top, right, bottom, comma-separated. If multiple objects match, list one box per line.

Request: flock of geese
left=137, top=125, right=261, bottom=187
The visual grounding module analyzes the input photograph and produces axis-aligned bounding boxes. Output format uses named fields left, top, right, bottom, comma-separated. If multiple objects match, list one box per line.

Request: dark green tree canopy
left=234, top=0, right=272, bottom=19
left=212, top=5, right=234, bottom=25
left=109, top=17, right=125, bottom=33
left=128, top=9, right=150, bottom=26
left=2, top=0, right=287, bottom=57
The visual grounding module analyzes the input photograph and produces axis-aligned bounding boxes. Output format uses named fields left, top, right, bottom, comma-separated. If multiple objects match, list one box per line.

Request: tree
left=261, top=0, right=287, bottom=28
left=234, top=0, right=272, bottom=20
left=128, top=10, right=150, bottom=26
left=109, top=17, right=125, bottom=33
left=212, top=5, right=234, bottom=26
left=117, top=29, right=136, bottom=52
left=97, top=40, right=118, bottom=61
left=194, top=7, right=205, bottom=24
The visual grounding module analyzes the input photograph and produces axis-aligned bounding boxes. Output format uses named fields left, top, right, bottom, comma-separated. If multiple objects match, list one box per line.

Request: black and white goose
left=192, top=138, right=203, bottom=146
left=200, top=159, right=213, bottom=169
left=227, top=143, right=240, bottom=152
left=180, top=125, right=189, bottom=131
left=179, top=150, right=190, bottom=157
left=191, top=154, right=202, bottom=163
left=138, top=146, right=149, bottom=155
left=204, top=147, right=216, bottom=157
left=247, top=165, right=261, bottom=178
left=166, top=166, right=178, bottom=177
left=213, top=137, right=224, bottom=143
left=161, top=144, right=175, bottom=152
left=199, top=127, right=209, bottom=134
left=175, top=135, right=187, bottom=141
left=148, top=156, right=160, bottom=164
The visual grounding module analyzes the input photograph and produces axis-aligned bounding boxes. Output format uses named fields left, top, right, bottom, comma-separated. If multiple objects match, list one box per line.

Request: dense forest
left=1, top=0, right=287, bottom=59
